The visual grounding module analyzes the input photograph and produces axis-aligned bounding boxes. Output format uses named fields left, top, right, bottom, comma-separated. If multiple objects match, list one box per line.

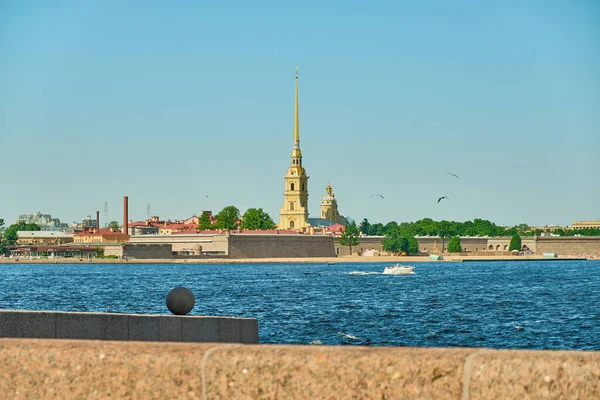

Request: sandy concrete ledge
left=0, top=339, right=598, bottom=399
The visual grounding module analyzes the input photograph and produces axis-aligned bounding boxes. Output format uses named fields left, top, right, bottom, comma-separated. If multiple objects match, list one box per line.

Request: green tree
left=3, top=222, right=41, bottom=246
left=405, top=235, right=420, bottom=255
left=108, top=221, right=121, bottom=232
left=196, top=211, right=213, bottom=230
left=516, top=223, right=529, bottom=235
left=95, top=247, right=104, bottom=258
left=383, top=221, right=398, bottom=235
left=383, top=231, right=408, bottom=255
left=241, top=208, right=277, bottom=230
left=509, top=233, right=522, bottom=252
left=215, top=206, right=240, bottom=230
left=447, top=236, right=462, bottom=253
left=0, top=218, right=6, bottom=255
left=358, top=218, right=371, bottom=235
left=339, top=222, right=360, bottom=255
left=437, top=220, right=452, bottom=253
left=371, top=223, right=385, bottom=236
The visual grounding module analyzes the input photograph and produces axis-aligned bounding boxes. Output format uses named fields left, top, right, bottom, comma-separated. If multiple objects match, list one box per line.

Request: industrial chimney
left=123, top=196, right=129, bottom=235
left=96, top=211, right=100, bottom=229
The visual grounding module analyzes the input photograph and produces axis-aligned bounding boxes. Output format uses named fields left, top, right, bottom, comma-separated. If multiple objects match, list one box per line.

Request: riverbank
left=0, top=254, right=589, bottom=264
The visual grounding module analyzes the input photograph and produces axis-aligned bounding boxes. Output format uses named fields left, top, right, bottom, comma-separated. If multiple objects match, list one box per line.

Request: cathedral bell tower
left=279, top=67, right=309, bottom=230
left=320, top=183, right=344, bottom=225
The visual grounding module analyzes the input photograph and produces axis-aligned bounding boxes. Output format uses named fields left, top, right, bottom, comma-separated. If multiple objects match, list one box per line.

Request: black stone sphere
left=166, top=287, right=195, bottom=315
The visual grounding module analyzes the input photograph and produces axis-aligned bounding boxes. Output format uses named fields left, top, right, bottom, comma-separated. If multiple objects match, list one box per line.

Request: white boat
left=383, top=264, right=415, bottom=275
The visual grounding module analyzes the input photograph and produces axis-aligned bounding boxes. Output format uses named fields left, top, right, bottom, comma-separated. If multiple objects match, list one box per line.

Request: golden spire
left=291, top=66, right=302, bottom=160
left=294, top=66, right=299, bottom=143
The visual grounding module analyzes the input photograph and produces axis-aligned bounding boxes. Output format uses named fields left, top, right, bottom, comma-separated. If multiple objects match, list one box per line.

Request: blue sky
left=1, top=1, right=598, bottom=227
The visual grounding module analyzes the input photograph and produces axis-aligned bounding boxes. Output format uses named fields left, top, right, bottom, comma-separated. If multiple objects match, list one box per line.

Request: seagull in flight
left=370, top=194, right=384, bottom=199
left=446, top=172, right=460, bottom=179
left=437, top=196, right=449, bottom=203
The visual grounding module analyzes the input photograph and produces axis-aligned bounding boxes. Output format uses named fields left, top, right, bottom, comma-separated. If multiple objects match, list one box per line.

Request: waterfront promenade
left=0, top=254, right=588, bottom=264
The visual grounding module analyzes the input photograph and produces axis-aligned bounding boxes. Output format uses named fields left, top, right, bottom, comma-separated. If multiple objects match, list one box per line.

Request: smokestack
left=96, top=211, right=100, bottom=229
left=123, top=196, right=129, bottom=235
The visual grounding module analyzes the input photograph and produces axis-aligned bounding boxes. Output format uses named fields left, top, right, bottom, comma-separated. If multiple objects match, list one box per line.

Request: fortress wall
left=335, top=237, right=491, bottom=256
left=122, top=244, right=173, bottom=259
left=129, top=234, right=229, bottom=255
left=334, top=236, right=384, bottom=256
left=0, top=310, right=258, bottom=344
left=535, top=236, right=600, bottom=256
left=228, top=234, right=335, bottom=258
left=486, top=237, right=537, bottom=252
left=103, top=244, right=123, bottom=257
left=416, top=237, right=489, bottom=254
left=0, top=339, right=597, bottom=399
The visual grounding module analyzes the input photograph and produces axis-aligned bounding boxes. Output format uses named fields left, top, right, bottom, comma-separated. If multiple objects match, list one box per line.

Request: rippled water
left=1, top=260, right=599, bottom=349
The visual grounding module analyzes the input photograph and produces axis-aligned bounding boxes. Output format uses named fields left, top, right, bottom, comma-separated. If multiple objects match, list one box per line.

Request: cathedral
left=319, top=183, right=346, bottom=225
left=278, top=68, right=346, bottom=230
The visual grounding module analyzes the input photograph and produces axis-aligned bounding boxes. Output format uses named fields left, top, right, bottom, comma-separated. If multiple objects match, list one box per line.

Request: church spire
left=291, top=67, right=302, bottom=161
left=294, top=66, right=299, bottom=143
left=280, top=67, right=309, bottom=231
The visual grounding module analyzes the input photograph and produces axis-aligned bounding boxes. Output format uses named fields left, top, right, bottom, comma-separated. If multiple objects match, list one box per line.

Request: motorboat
left=383, top=264, right=415, bottom=275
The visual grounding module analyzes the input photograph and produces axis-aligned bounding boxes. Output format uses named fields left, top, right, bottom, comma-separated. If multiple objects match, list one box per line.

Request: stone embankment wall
left=103, top=244, right=173, bottom=259
left=101, top=234, right=600, bottom=259
left=486, top=237, right=537, bottom=253
left=335, top=236, right=600, bottom=257
left=0, top=340, right=597, bottom=399
left=0, top=310, right=258, bottom=344
left=535, top=236, right=600, bottom=256
left=129, top=233, right=229, bottom=255
left=334, top=236, right=385, bottom=256
left=228, top=234, right=336, bottom=258
left=124, top=243, right=173, bottom=259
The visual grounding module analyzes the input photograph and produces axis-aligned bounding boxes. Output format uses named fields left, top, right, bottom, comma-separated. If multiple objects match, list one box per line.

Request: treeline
left=359, top=218, right=600, bottom=238
left=197, top=206, right=277, bottom=231
left=0, top=220, right=42, bottom=254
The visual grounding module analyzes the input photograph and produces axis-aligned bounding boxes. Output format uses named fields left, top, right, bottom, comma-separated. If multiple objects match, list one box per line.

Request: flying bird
left=370, top=194, right=384, bottom=199
left=446, top=172, right=460, bottom=179
left=437, top=196, right=449, bottom=203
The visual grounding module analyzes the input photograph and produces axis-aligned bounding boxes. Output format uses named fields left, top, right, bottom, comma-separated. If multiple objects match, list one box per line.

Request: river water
left=1, top=260, right=599, bottom=349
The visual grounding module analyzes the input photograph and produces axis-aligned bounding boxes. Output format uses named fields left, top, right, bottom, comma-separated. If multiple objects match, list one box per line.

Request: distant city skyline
left=1, top=1, right=598, bottom=227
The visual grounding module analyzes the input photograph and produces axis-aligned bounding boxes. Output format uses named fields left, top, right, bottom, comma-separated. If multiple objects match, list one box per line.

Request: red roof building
left=326, top=223, right=346, bottom=236
left=73, top=228, right=129, bottom=243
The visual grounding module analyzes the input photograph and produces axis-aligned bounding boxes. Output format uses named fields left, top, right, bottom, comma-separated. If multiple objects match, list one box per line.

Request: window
left=290, top=202, right=295, bottom=210
left=290, top=221, right=295, bottom=229
left=301, top=183, right=305, bottom=191
left=290, top=183, right=295, bottom=191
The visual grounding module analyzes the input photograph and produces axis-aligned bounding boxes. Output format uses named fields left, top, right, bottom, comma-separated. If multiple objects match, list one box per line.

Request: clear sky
left=1, top=0, right=598, bottom=228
